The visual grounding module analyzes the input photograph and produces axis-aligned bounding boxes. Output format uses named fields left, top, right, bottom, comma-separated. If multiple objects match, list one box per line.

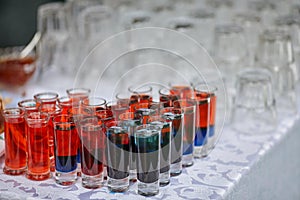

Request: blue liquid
left=183, top=143, right=193, bottom=155
left=55, top=155, right=77, bottom=172
left=195, top=127, right=208, bottom=146
left=209, top=125, right=215, bottom=137
left=77, top=149, right=81, bottom=163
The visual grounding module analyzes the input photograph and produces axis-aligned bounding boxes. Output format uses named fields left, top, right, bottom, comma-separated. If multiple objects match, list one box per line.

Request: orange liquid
left=4, top=118, right=27, bottom=171
left=27, top=124, right=50, bottom=175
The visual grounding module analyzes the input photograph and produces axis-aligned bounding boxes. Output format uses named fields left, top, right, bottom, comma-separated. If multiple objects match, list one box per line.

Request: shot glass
left=134, top=124, right=160, bottom=196
left=160, top=107, right=183, bottom=176
left=58, top=96, right=73, bottom=114
left=18, top=99, right=38, bottom=114
left=79, top=117, right=105, bottom=189
left=2, top=108, right=27, bottom=175
left=173, top=99, right=196, bottom=167
left=106, top=121, right=130, bottom=192
left=128, top=85, right=153, bottom=104
left=169, top=83, right=194, bottom=99
left=53, top=114, right=79, bottom=185
left=37, top=2, right=70, bottom=78
left=134, top=103, right=158, bottom=125
left=232, top=68, right=277, bottom=134
left=149, top=115, right=171, bottom=186
left=34, top=92, right=59, bottom=113
left=257, top=28, right=297, bottom=117
left=25, top=112, right=50, bottom=180
left=119, top=112, right=142, bottom=182
left=48, top=106, right=62, bottom=172
left=159, top=88, right=180, bottom=107
left=194, top=84, right=218, bottom=157
left=66, top=88, right=91, bottom=106
left=80, top=96, right=107, bottom=114
left=106, top=100, right=130, bottom=120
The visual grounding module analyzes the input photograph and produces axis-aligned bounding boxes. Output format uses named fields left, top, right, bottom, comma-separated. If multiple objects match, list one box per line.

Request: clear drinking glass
left=25, top=112, right=51, bottom=181
left=66, top=87, right=91, bottom=106
left=134, top=124, right=160, bottom=196
left=233, top=12, right=262, bottom=66
left=173, top=99, right=196, bottom=167
left=79, top=117, right=105, bottom=189
left=160, top=107, right=183, bottom=176
left=232, top=68, right=277, bottom=134
left=119, top=112, right=142, bottom=182
left=106, top=121, right=130, bottom=192
left=18, top=99, right=38, bottom=114
left=194, top=84, right=218, bottom=157
left=37, top=2, right=71, bottom=78
left=53, top=114, right=79, bottom=185
left=148, top=115, right=171, bottom=186
left=2, top=108, right=27, bottom=175
left=256, top=28, right=297, bottom=117
left=275, top=15, right=300, bottom=82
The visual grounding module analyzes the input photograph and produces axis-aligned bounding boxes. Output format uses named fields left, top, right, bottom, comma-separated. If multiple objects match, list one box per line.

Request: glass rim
left=81, top=97, right=107, bottom=107
left=34, top=92, right=59, bottom=102
left=128, top=85, right=153, bottom=94
left=66, top=88, right=91, bottom=96
left=25, top=111, right=50, bottom=122
left=18, top=99, right=37, bottom=108
left=2, top=107, right=25, bottom=117
left=53, top=114, right=75, bottom=124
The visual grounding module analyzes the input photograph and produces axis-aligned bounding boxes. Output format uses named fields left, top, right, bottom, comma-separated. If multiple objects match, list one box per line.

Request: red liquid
left=170, top=85, right=193, bottom=99
left=80, top=128, right=105, bottom=176
left=195, top=92, right=217, bottom=126
left=27, top=124, right=50, bottom=180
left=3, top=118, right=27, bottom=174
left=55, top=123, right=79, bottom=157
left=0, top=56, right=36, bottom=88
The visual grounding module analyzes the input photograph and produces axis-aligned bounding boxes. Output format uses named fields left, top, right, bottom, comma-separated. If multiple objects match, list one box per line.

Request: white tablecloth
left=0, top=74, right=299, bottom=199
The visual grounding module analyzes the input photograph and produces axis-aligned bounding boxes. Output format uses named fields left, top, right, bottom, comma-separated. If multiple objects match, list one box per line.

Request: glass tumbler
left=149, top=115, right=171, bottom=186
left=134, top=124, right=160, bottom=197
left=106, top=121, right=130, bottom=192
left=34, top=92, right=58, bottom=113
left=160, top=107, right=183, bottom=176
left=53, top=114, right=79, bottom=185
left=79, top=117, right=105, bottom=189
left=119, top=112, right=142, bottom=182
left=194, top=84, right=218, bottom=157
left=256, top=28, right=297, bottom=117
left=25, top=112, right=50, bottom=180
left=173, top=99, right=196, bottom=167
left=232, top=68, right=277, bottom=134
left=2, top=108, right=27, bottom=175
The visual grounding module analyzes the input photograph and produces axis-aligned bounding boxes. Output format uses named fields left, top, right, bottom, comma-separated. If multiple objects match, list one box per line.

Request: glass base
left=50, top=157, right=55, bottom=172
left=82, top=173, right=103, bottom=189
left=194, top=146, right=208, bottom=158
left=129, top=169, right=137, bottom=182
left=159, top=171, right=170, bottom=187
left=77, top=163, right=81, bottom=177
left=55, top=170, right=77, bottom=186
left=3, top=166, right=26, bottom=176
left=26, top=171, right=50, bottom=181
left=182, top=154, right=194, bottom=167
left=108, top=176, right=129, bottom=192
left=138, top=180, right=159, bottom=196
left=170, top=162, right=182, bottom=177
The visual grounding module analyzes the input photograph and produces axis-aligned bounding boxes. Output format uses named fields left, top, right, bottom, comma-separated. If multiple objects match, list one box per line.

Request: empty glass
left=214, top=24, right=248, bottom=86
left=256, top=29, right=297, bottom=117
left=232, top=68, right=277, bottom=134
left=37, top=2, right=71, bottom=78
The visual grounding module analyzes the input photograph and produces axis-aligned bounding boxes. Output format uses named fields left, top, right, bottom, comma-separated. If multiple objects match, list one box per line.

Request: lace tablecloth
left=0, top=111, right=299, bottom=200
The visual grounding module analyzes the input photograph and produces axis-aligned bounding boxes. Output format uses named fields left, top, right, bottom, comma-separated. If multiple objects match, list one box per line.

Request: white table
left=0, top=74, right=299, bottom=200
